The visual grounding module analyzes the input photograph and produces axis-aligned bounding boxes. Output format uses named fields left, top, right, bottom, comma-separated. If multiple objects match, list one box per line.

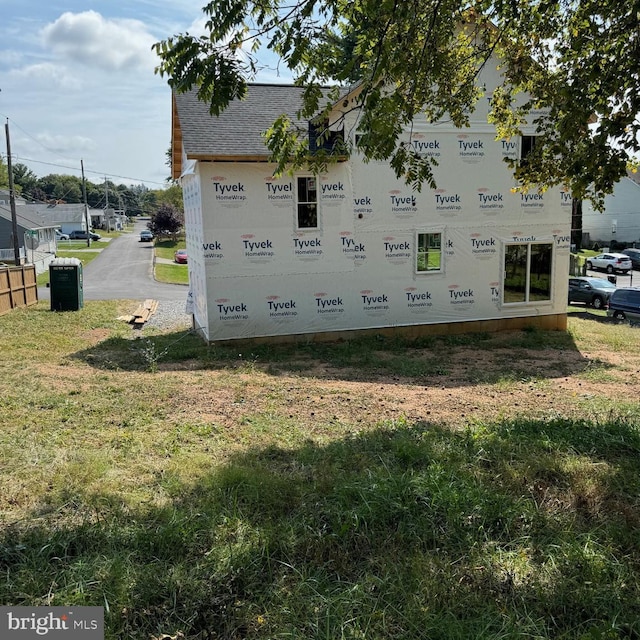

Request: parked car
left=585, top=253, right=632, bottom=274
left=606, top=287, right=640, bottom=323
left=174, top=249, right=188, bottom=264
left=621, top=248, right=640, bottom=270
left=55, top=229, right=69, bottom=241
left=69, top=230, right=102, bottom=241
left=139, top=230, right=154, bottom=242
left=568, top=277, right=617, bottom=310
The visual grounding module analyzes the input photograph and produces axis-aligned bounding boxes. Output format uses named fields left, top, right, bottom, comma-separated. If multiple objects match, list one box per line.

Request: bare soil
left=166, top=332, right=640, bottom=431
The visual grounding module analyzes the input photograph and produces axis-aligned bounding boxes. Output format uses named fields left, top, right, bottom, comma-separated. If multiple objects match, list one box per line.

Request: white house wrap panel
left=174, top=83, right=569, bottom=342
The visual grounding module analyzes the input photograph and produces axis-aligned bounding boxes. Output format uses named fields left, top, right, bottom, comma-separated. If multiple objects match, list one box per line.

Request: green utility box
left=49, top=258, right=83, bottom=311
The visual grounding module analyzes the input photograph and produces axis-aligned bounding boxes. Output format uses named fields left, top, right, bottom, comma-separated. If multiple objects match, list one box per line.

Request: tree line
left=0, top=157, right=183, bottom=217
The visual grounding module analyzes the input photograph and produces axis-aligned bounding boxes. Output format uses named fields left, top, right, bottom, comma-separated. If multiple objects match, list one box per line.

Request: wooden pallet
left=117, top=299, right=159, bottom=326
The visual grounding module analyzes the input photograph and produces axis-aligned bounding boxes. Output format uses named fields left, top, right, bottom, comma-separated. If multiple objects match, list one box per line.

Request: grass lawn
left=1, top=303, right=639, bottom=639
left=154, top=237, right=188, bottom=284
left=154, top=237, right=186, bottom=261
left=36, top=246, right=107, bottom=286
left=155, top=262, right=189, bottom=284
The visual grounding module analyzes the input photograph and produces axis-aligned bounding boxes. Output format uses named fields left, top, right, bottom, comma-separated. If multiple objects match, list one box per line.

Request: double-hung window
left=503, top=242, right=553, bottom=304
left=416, top=232, right=442, bottom=273
left=296, top=176, right=318, bottom=229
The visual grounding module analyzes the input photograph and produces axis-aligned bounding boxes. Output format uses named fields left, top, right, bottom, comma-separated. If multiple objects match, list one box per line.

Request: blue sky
left=0, top=0, right=289, bottom=189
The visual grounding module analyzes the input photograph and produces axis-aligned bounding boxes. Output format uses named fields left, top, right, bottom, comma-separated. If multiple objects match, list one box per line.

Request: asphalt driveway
left=40, top=220, right=188, bottom=303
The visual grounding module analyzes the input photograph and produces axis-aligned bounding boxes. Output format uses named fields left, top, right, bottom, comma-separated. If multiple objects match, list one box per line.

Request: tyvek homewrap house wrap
left=172, top=78, right=570, bottom=343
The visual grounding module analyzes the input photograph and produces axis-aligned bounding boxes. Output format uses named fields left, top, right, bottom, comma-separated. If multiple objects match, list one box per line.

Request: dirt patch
left=170, top=340, right=640, bottom=431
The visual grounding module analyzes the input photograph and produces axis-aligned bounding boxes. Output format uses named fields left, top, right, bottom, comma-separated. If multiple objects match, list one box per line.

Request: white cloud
left=11, top=62, right=81, bottom=91
left=41, top=11, right=158, bottom=72
left=31, top=132, right=97, bottom=156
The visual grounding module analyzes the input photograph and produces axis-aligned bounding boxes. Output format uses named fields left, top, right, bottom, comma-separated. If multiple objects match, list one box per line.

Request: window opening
left=416, top=232, right=442, bottom=273
left=504, top=242, right=552, bottom=303
left=297, top=176, right=318, bottom=228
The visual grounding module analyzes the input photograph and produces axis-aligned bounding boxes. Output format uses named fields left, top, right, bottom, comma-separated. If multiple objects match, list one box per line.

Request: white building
left=171, top=77, right=570, bottom=343
left=582, top=174, right=640, bottom=247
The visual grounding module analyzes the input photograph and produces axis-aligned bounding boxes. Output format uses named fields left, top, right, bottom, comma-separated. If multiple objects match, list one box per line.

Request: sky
left=0, top=0, right=289, bottom=190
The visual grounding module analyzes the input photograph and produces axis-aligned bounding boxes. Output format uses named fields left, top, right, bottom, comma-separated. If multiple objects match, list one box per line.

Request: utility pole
left=81, top=160, right=90, bottom=247
left=4, top=119, right=21, bottom=265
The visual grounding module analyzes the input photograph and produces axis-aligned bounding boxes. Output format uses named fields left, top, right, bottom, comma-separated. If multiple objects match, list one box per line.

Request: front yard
left=0, top=301, right=639, bottom=639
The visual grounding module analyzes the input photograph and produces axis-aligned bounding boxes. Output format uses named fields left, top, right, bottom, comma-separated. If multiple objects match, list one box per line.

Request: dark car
left=69, top=230, right=101, bottom=241
left=139, top=230, right=154, bottom=242
left=621, top=248, right=640, bottom=270
left=607, top=287, right=640, bottom=323
left=568, top=277, right=617, bottom=310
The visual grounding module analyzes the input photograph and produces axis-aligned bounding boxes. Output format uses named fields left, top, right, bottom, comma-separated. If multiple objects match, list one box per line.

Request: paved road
left=584, top=269, right=638, bottom=288
left=40, top=220, right=188, bottom=302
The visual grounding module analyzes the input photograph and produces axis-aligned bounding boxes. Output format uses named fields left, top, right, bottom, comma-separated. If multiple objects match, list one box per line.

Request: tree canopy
left=7, top=168, right=182, bottom=217
left=154, top=0, right=640, bottom=209
left=0, top=155, right=8, bottom=189
left=148, top=203, right=184, bottom=240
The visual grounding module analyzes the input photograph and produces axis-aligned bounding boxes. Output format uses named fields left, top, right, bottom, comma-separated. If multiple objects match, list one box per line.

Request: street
left=39, top=220, right=188, bottom=302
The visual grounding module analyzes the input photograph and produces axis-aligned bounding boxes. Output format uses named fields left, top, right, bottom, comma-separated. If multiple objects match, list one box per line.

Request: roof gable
left=171, top=84, right=341, bottom=179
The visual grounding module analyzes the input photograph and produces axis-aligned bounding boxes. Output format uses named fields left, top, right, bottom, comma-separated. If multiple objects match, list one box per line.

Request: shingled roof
left=171, top=84, right=342, bottom=179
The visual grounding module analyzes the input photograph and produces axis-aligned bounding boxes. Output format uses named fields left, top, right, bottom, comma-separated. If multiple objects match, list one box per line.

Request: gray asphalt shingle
left=174, top=84, right=339, bottom=158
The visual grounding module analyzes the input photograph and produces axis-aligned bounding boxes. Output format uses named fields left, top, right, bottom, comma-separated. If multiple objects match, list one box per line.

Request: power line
left=1, top=113, right=168, bottom=186
left=13, top=155, right=167, bottom=186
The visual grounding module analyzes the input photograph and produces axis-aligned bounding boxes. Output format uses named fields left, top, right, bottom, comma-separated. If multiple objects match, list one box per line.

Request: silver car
left=586, top=253, right=632, bottom=274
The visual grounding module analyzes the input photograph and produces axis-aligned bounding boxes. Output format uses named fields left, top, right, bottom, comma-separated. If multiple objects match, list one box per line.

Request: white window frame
left=502, top=241, right=554, bottom=306
left=415, top=230, right=444, bottom=275
left=294, top=175, right=319, bottom=230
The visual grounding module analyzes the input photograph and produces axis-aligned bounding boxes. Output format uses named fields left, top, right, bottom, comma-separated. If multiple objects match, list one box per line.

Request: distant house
left=0, top=203, right=58, bottom=273
left=0, top=189, right=27, bottom=207
left=17, top=202, right=90, bottom=236
left=172, top=77, right=570, bottom=344
left=582, top=174, right=640, bottom=247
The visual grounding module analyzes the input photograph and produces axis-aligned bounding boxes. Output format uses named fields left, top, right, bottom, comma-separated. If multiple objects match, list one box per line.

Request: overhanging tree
left=154, top=0, right=640, bottom=209
left=149, top=203, right=183, bottom=241
left=0, top=155, right=8, bottom=189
